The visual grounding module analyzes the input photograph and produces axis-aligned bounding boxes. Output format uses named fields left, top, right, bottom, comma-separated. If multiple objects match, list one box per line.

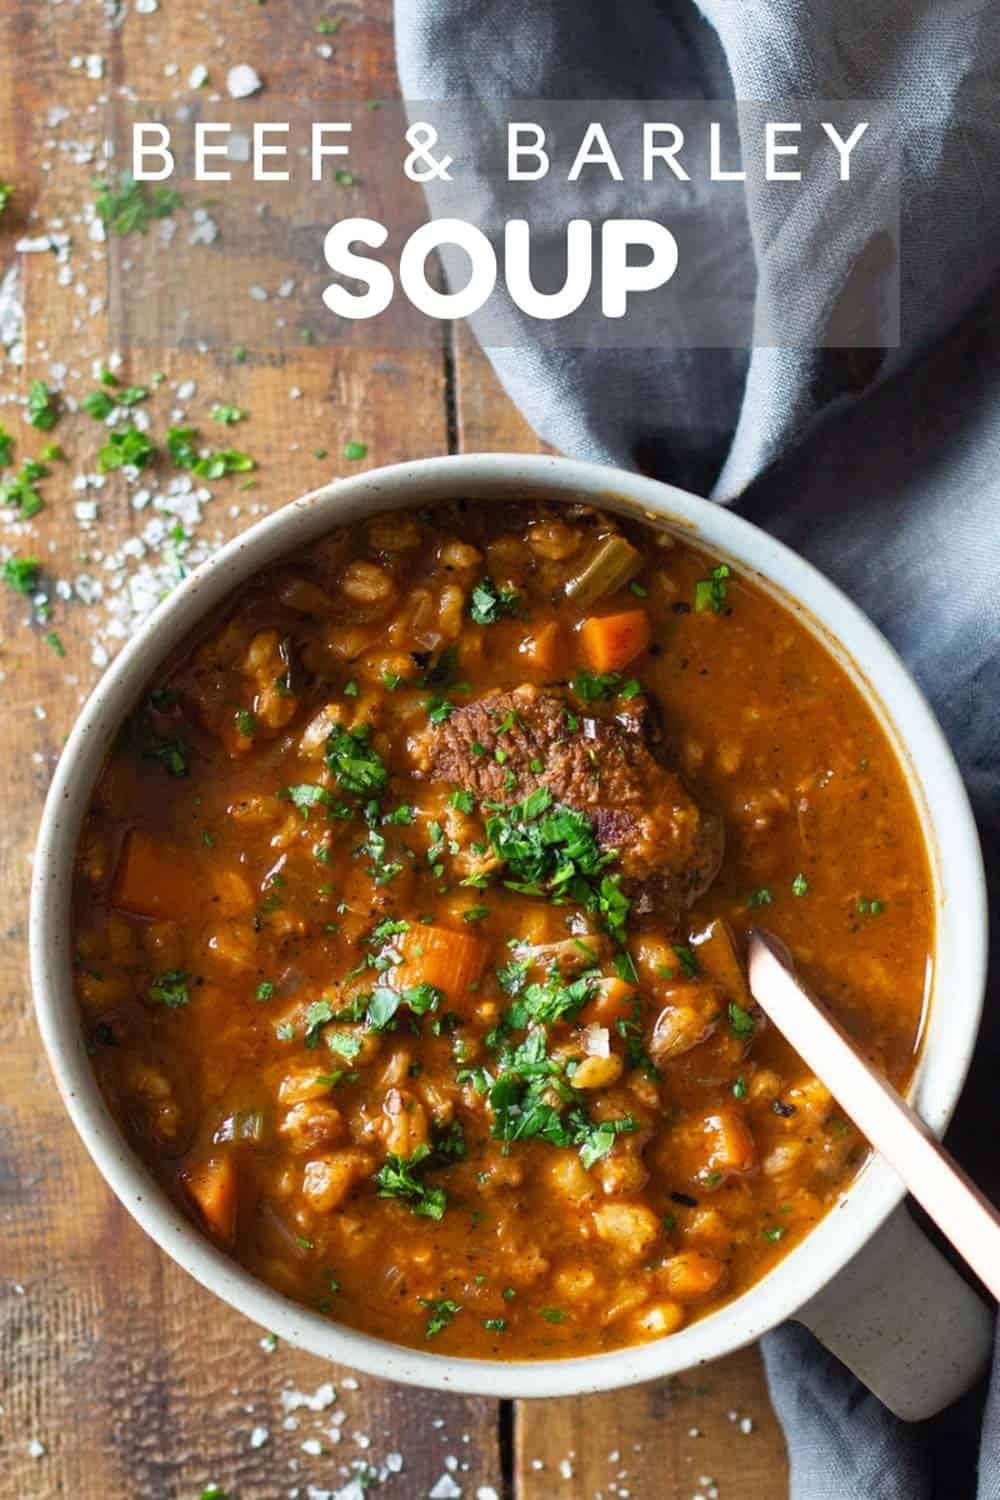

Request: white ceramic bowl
left=30, top=454, right=991, bottom=1418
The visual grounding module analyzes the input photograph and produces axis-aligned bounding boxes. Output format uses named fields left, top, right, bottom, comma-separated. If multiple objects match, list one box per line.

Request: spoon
left=747, top=927, right=1000, bottom=1301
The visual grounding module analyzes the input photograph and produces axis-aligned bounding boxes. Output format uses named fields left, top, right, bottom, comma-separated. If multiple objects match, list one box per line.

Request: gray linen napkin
left=395, top=1, right=1000, bottom=1495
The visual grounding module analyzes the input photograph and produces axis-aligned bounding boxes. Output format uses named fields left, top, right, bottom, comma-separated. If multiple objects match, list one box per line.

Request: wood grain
left=0, top=1, right=787, bottom=1496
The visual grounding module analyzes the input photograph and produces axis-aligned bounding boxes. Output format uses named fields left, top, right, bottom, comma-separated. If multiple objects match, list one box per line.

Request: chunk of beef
left=412, top=684, right=723, bottom=928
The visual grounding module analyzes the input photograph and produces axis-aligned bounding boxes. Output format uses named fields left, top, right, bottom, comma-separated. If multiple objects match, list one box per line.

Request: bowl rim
left=29, top=451, right=989, bottom=1398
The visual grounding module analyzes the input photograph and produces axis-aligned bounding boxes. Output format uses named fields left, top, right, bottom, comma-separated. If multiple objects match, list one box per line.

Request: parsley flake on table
left=3, top=555, right=39, bottom=595
left=210, top=403, right=246, bottom=425
left=27, top=380, right=59, bottom=431
left=97, top=425, right=155, bottom=472
left=343, top=440, right=368, bottom=461
left=93, top=173, right=182, bottom=236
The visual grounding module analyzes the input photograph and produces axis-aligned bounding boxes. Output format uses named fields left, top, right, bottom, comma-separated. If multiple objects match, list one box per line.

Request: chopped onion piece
left=583, top=1024, right=611, bottom=1057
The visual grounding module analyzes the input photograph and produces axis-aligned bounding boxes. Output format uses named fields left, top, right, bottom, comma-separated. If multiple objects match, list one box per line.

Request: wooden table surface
left=0, top=3, right=789, bottom=1495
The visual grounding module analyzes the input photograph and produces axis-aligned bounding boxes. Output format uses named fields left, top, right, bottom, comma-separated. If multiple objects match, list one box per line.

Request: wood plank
left=0, top=4, right=501, bottom=1499
left=450, top=332, right=791, bottom=1499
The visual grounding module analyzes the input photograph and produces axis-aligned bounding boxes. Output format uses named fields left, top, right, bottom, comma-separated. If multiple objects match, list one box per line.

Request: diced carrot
left=112, top=828, right=194, bottom=920
left=520, top=619, right=562, bottom=675
left=183, top=1156, right=238, bottom=1245
left=579, top=608, right=651, bottom=673
left=578, top=975, right=637, bottom=1027
left=396, top=924, right=488, bottom=1007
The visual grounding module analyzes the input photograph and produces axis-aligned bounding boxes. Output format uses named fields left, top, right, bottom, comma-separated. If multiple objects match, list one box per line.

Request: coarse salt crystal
left=227, top=64, right=262, bottom=99
left=429, top=1477, right=462, bottom=1500
left=28, top=1440, right=46, bottom=1459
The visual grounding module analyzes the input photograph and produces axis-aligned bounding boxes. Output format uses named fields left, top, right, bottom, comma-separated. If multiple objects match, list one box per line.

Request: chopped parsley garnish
left=483, top=1317, right=507, bottom=1333
left=255, top=982, right=275, bottom=1002
left=236, top=709, right=258, bottom=738
left=128, top=695, right=189, bottom=777
left=540, top=1306, right=565, bottom=1324
left=857, top=897, right=885, bottom=916
left=506, top=971, right=596, bottom=1029
left=470, top=1026, right=636, bottom=1168
left=728, top=1001, right=756, bottom=1040
left=763, top=1226, right=786, bottom=1242
left=325, top=1030, right=364, bottom=1060
left=732, top=1076, right=747, bottom=1100
left=695, top=563, right=731, bottom=614
left=44, top=630, right=65, bottom=657
left=449, top=789, right=475, bottom=814
left=374, top=1145, right=448, bottom=1220
left=324, top=724, right=388, bottom=797
left=343, top=440, right=368, bottom=461
left=3, top=554, right=39, bottom=594
left=675, top=944, right=699, bottom=979
left=0, top=182, right=12, bottom=218
left=282, top=783, right=335, bottom=817
left=485, top=786, right=623, bottom=938
left=616, top=998, right=660, bottom=1080
left=469, top=577, right=522, bottom=626
left=418, top=1296, right=461, bottom=1336
left=748, top=887, right=773, bottom=908
left=0, top=425, right=13, bottom=466
left=94, top=173, right=181, bottom=236
left=792, top=873, right=809, bottom=897
left=27, top=380, right=58, bottom=431
left=570, top=669, right=636, bottom=702
left=148, top=969, right=190, bottom=1008
left=303, top=999, right=335, bottom=1048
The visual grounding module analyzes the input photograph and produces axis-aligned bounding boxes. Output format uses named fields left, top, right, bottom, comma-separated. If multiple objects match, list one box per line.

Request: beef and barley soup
left=73, top=500, right=933, bottom=1357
